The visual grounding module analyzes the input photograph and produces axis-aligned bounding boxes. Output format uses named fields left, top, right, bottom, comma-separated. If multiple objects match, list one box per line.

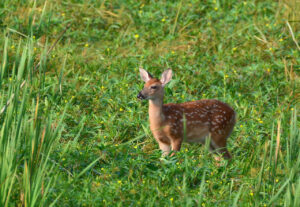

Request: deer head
left=137, top=68, right=172, bottom=100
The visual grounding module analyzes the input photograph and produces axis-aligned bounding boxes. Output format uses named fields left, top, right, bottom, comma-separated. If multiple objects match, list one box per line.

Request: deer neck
left=149, top=98, right=165, bottom=129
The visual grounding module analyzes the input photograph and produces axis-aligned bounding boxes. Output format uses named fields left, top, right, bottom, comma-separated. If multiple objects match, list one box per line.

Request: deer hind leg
left=210, top=133, right=231, bottom=159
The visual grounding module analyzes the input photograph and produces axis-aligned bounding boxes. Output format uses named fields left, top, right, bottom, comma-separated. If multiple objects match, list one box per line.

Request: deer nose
left=137, top=92, right=145, bottom=100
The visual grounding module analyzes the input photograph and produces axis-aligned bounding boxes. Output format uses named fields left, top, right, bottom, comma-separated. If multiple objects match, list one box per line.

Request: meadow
left=0, top=0, right=299, bottom=206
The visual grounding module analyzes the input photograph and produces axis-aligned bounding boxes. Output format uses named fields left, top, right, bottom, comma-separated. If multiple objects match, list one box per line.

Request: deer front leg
left=158, top=141, right=171, bottom=156
left=170, top=138, right=182, bottom=156
left=154, top=134, right=171, bottom=156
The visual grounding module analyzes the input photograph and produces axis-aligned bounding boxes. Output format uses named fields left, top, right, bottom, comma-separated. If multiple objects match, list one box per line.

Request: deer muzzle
left=137, top=91, right=146, bottom=100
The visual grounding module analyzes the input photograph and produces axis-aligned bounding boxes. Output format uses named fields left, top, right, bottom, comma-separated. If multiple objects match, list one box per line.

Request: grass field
left=0, top=0, right=299, bottom=206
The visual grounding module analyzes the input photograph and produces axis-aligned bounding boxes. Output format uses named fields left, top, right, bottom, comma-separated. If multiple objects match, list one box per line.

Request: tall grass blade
left=76, top=158, right=101, bottom=179
left=269, top=179, right=290, bottom=205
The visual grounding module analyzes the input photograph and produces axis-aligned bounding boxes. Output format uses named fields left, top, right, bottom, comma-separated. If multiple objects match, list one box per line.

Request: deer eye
left=151, top=85, right=158, bottom=89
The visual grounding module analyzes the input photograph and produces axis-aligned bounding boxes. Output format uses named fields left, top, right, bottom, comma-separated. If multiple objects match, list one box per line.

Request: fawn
left=137, top=68, right=236, bottom=159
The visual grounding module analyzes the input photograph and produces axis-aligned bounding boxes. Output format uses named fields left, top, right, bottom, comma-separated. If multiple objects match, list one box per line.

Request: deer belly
left=185, top=126, right=210, bottom=144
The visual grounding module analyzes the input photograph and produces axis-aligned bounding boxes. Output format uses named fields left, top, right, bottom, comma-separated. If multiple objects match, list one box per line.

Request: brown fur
left=138, top=68, right=236, bottom=159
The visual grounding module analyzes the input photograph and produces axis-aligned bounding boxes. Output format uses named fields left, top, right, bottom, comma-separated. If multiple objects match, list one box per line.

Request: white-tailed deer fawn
left=137, top=68, right=236, bottom=159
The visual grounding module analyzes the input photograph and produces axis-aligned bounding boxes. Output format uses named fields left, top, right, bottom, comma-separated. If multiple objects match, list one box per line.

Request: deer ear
left=139, top=68, right=153, bottom=82
left=160, top=68, right=172, bottom=86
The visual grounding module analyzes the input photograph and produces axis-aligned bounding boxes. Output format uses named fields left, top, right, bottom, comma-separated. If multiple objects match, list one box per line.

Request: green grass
left=0, top=0, right=299, bottom=206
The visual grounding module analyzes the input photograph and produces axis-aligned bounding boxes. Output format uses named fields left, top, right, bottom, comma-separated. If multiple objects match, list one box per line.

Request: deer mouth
left=137, top=92, right=146, bottom=100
